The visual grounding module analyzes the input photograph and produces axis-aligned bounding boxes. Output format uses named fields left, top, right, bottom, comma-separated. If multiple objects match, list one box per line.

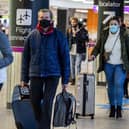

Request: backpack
left=53, top=90, right=76, bottom=127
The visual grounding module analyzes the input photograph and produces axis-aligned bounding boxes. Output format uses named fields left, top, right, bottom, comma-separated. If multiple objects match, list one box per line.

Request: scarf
left=36, top=23, right=54, bottom=35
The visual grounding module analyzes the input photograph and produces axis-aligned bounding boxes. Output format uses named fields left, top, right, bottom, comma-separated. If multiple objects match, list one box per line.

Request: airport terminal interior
left=1, top=0, right=129, bottom=129
left=1, top=84, right=129, bottom=129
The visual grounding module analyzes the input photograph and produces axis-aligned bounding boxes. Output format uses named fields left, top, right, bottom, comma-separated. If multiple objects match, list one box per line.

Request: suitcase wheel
left=91, top=115, right=94, bottom=119
left=75, top=113, right=79, bottom=119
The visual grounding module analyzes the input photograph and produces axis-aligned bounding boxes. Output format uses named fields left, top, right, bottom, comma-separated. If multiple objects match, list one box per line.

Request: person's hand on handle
left=62, top=84, right=68, bottom=91
left=21, top=81, right=29, bottom=87
left=88, top=55, right=95, bottom=61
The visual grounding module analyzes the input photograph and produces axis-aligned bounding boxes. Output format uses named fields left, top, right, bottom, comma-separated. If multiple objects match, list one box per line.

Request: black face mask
left=40, top=19, right=51, bottom=28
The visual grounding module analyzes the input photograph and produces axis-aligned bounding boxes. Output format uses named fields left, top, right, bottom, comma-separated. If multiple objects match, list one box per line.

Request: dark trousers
left=30, top=76, right=59, bottom=129
left=0, top=83, right=3, bottom=91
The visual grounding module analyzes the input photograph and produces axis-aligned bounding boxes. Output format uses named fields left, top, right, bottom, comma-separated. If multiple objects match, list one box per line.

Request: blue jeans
left=70, top=54, right=76, bottom=79
left=104, top=63, right=126, bottom=106
left=75, top=53, right=86, bottom=75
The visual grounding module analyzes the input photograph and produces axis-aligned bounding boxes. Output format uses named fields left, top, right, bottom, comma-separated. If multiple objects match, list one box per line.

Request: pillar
left=94, top=0, right=98, bottom=5
left=57, top=8, right=75, bottom=34
left=87, top=9, right=98, bottom=40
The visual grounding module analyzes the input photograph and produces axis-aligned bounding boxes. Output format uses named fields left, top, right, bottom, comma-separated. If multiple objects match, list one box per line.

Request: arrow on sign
left=103, top=11, right=115, bottom=24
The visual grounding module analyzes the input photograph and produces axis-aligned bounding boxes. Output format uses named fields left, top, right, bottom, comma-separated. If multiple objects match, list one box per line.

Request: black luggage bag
left=12, top=85, right=37, bottom=129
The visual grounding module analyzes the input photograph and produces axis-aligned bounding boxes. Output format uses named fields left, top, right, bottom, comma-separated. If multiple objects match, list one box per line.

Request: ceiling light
left=83, top=0, right=94, bottom=4
left=76, top=9, right=88, bottom=13
left=72, top=0, right=94, bottom=4
left=71, top=0, right=83, bottom=1
left=125, top=1, right=129, bottom=4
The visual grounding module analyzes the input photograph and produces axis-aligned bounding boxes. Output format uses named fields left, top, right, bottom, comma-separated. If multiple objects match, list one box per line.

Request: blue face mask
left=109, top=25, right=119, bottom=33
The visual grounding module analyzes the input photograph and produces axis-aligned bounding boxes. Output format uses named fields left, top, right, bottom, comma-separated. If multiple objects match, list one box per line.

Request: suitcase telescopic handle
left=18, top=86, right=30, bottom=100
left=85, top=43, right=96, bottom=74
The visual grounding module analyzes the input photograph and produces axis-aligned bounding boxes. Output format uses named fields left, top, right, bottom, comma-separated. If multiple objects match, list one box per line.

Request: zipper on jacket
left=43, top=35, right=47, bottom=76
left=40, top=35, right=46, bottom=77
left=44, top=37, right=47, bottom=76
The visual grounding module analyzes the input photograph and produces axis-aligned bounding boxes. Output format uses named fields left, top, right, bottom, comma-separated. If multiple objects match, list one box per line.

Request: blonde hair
left=70, top=17, right=78, bottom=23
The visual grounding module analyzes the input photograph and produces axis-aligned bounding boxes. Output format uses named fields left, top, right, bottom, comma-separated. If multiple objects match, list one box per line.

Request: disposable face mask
left=109, top=25, right=119, bottom=33
left=40, top=19, right=51, bottom=28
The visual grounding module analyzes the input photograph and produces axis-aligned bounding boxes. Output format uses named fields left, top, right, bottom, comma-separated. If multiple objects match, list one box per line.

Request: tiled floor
left=0, top=85, right=129, bottom=129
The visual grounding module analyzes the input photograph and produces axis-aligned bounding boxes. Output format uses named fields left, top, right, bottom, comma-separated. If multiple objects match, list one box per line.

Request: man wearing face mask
left=89, top=16, right=129, bottom=119
left=21, top=9, right=70, bottom=129
left=75, top=19, right=89, bottom=75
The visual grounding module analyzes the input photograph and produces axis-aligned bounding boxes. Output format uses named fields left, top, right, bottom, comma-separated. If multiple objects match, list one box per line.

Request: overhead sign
left=97, top=0, right=124, bottom=39
left=9, top=0, right=49, bottom=49
left=16, top=9, right=32, bottom=26
left=102, top=11, right=115, bottom=24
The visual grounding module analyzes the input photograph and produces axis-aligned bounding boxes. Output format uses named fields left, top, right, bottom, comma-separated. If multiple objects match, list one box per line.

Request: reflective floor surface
left=0, top=85, right=129, bottom=129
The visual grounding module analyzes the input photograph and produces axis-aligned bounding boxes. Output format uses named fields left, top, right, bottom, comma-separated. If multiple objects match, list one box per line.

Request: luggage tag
left=19, top=86, right=30, bottom=100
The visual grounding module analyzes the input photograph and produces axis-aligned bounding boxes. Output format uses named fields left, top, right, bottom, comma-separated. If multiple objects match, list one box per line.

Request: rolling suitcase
left=76, top=73, right=95, bottom=119
left=12, top=85, right=37, bottom=129
left=76, top=44, right=95, bottom=119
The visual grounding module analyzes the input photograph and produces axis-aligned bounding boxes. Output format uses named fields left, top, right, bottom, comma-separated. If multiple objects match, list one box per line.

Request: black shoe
left=70, top=79, right=75, bottom=85
left=109, top=105, right=115, bottom=118
left=116, top=106, right=122, bottom=119
left=124, top=94, right=129, bottom=99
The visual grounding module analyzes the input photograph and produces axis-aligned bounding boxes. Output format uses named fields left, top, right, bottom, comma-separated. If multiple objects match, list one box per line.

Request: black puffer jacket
left=76, top=27, right=89, bottom=53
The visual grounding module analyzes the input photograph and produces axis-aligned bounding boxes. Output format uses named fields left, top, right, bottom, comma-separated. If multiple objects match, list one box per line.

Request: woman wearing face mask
left=89, top=16, right=129, bottom=119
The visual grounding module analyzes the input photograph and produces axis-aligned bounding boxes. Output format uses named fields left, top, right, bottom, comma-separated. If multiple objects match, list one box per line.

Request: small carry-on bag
left=76, top=44, right=95, bottom=119
left=53, top=90, right=77, bottom=128
left=12, top=85, right=37, bottom=129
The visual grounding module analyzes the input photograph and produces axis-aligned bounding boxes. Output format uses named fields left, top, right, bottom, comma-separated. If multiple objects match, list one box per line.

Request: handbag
left=103, top=51, right=112, bottom=61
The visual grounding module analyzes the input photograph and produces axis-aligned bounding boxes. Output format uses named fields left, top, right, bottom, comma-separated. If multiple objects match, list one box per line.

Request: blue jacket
left=21, top=28, right=70, bottom=84
left=0, top=31, right=13, bottom=68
